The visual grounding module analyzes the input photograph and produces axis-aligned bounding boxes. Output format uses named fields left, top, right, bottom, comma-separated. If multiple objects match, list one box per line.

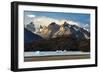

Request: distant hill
left=24, top=28, right=43, bottom=43
left=24, top=35, right=90, bottom=52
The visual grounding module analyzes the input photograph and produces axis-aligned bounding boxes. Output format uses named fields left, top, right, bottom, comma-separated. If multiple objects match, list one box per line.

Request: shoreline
left=24, top=54, right=90, bottom=62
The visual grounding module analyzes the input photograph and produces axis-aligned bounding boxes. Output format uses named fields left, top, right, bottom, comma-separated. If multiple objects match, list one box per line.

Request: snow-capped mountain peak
left=25, top=16, right=90, bottom=40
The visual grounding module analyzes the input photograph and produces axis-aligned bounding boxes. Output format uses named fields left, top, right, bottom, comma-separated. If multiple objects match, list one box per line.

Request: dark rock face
left=69, top=25, right=90, bottom=40
left=48, top=22, right=60, bottom=38
left=48, top=22, right=60, bottom=31
left=26, top=22, right=35, bottom=32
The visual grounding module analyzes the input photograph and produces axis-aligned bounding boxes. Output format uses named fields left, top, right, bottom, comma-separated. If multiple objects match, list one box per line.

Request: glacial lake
left=24, top=51, right=90, bottom=57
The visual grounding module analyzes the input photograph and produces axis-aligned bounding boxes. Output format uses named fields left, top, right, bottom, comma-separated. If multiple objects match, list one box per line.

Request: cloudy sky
left=24, top=11, right=90, bottom=31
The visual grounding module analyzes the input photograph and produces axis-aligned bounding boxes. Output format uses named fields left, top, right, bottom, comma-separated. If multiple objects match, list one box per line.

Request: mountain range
left=26, top=21, right=90, bottom=39
left=24, top=21, right=90, bottom=52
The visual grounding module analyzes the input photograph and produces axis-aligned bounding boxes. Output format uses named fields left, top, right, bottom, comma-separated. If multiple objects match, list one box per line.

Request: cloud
left=33, top=16, right=59, bottom=26
left=33, top=16, right=81, bottom=26
left=32, top=16, right=80, bottom=29
left=27, top=14, right=36, bottom=18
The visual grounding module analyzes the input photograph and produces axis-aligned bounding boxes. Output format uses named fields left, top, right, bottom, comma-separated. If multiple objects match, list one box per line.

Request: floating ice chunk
left=56, top=50, right=62, bottom=53
left=56, top=50, right=59, bottom=53
left=35, top=51, right=40, bottom=54
left=63, top=50, right=67, bottom=52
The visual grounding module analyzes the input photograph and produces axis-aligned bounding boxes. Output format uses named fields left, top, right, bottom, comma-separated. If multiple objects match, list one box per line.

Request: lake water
left=24, top=51, right=90, bottom=57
